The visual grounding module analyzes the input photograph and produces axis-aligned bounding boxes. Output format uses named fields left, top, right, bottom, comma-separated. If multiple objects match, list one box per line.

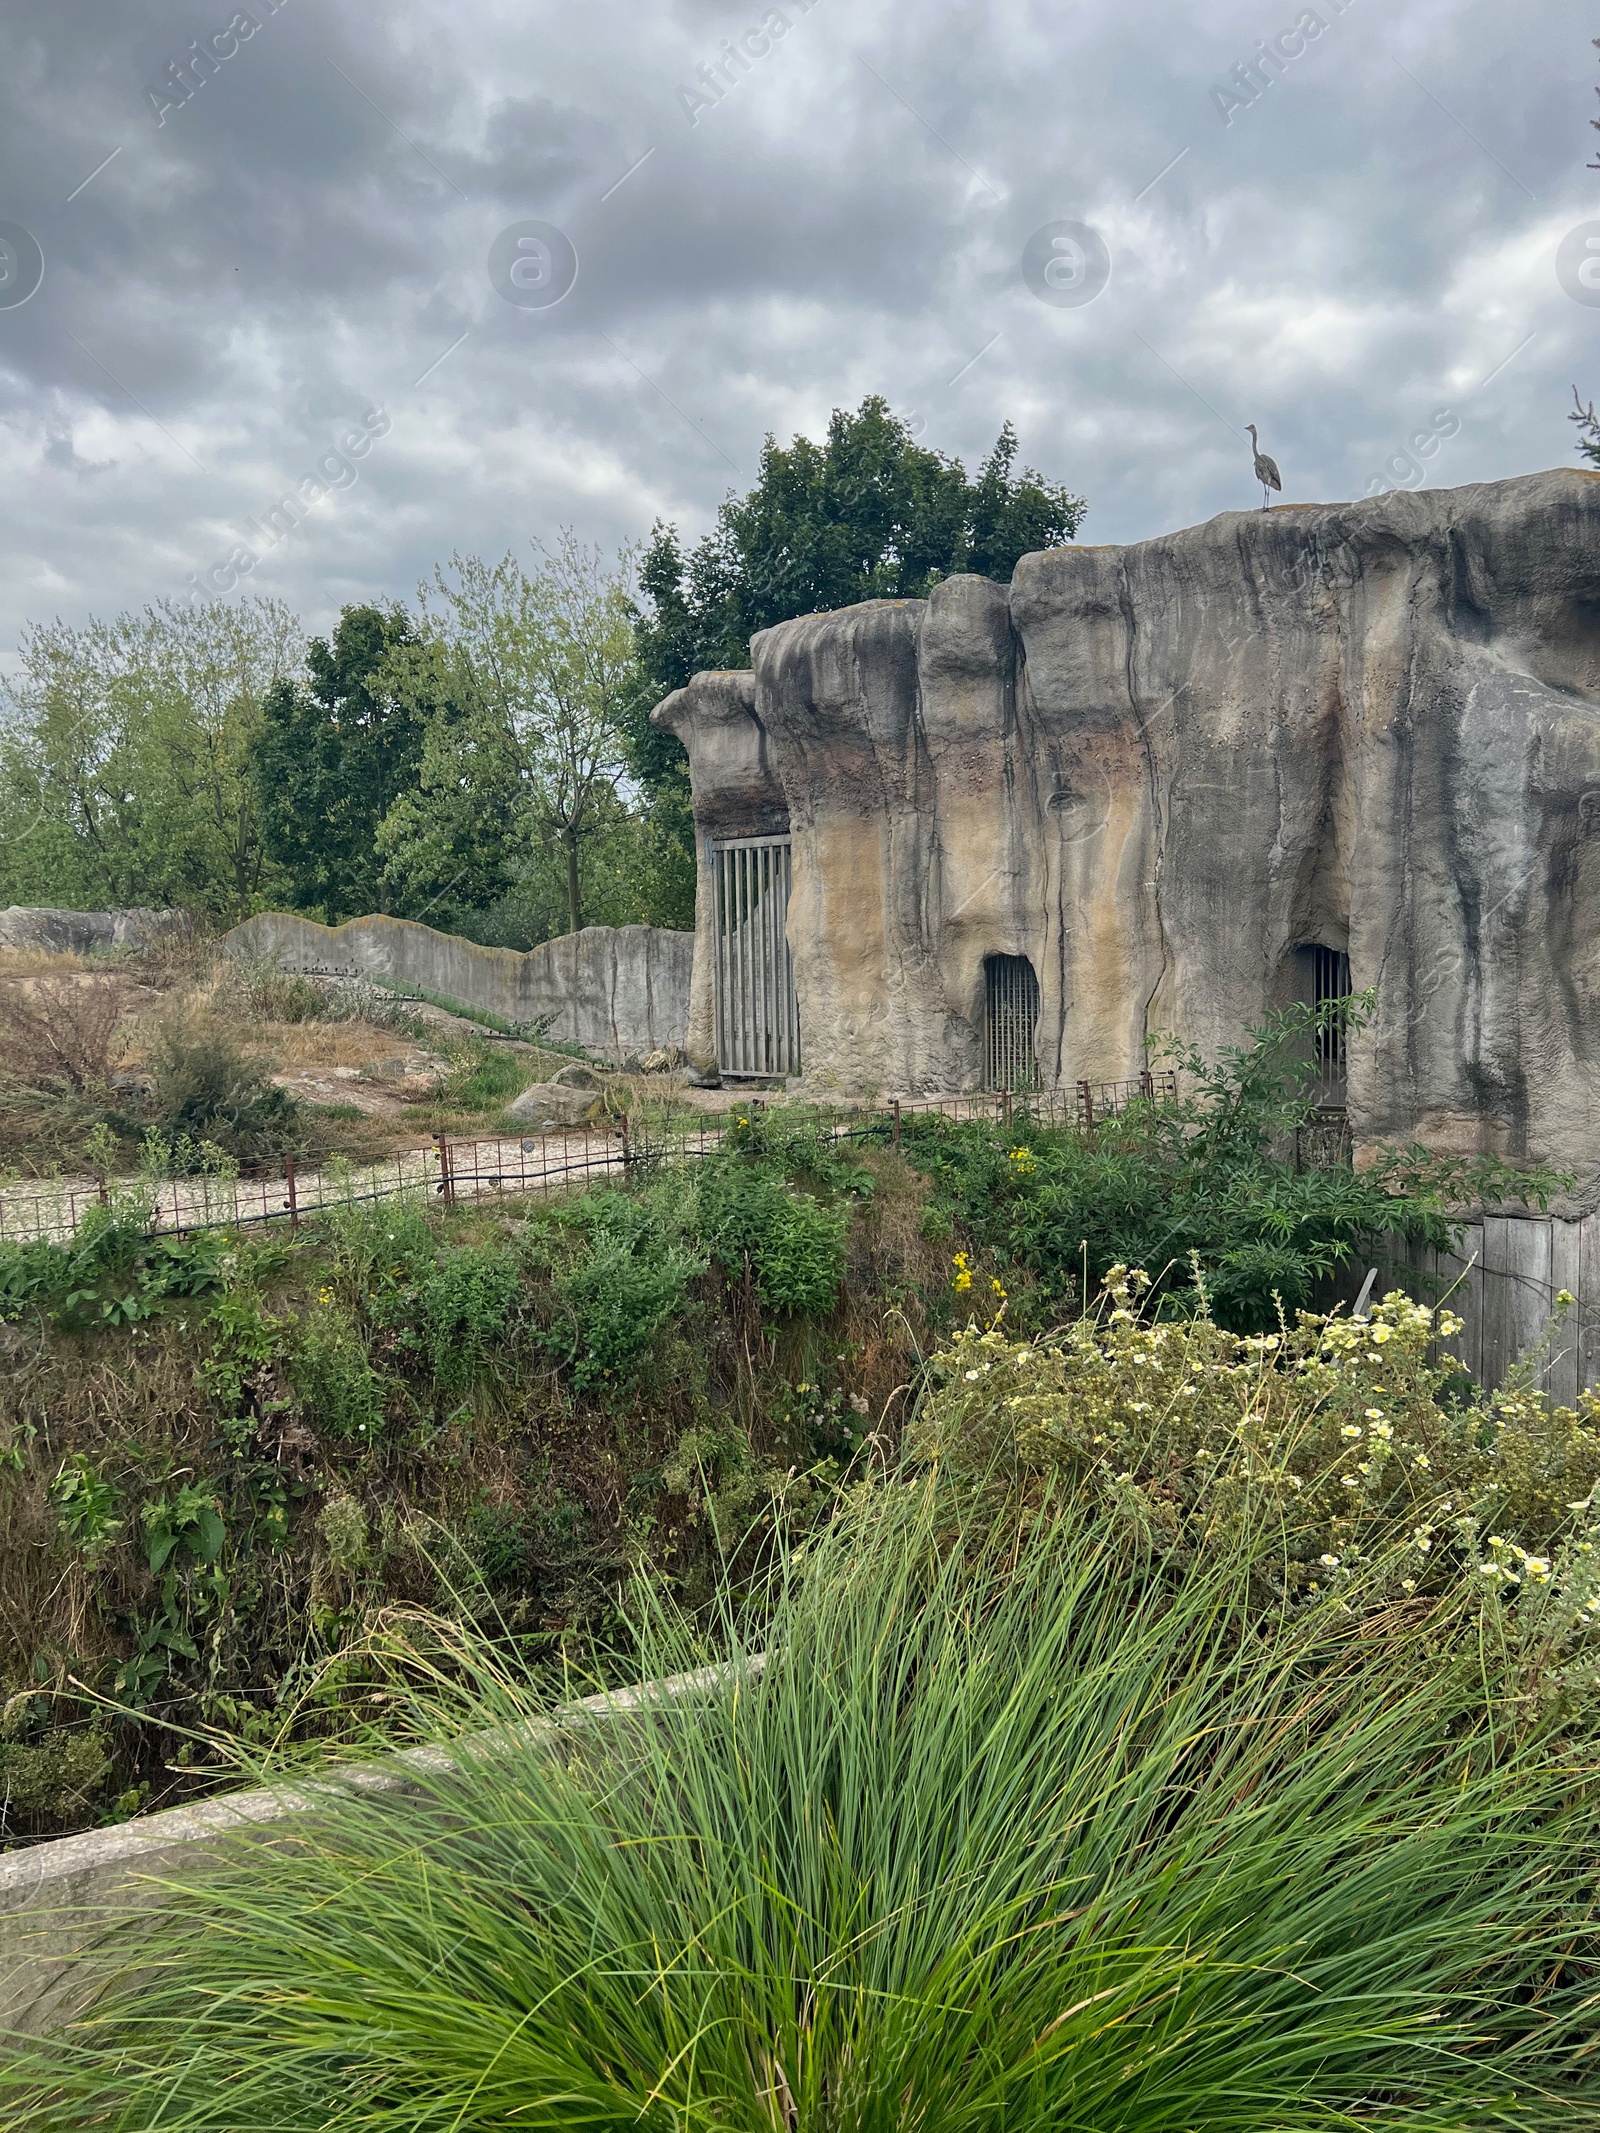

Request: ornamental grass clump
left=8, top=1461, right=1600, bottom=2129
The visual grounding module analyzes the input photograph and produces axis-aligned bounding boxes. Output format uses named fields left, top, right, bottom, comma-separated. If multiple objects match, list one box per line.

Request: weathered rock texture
left=225, top=914, right=693, bottom=1061
left=653, top=471, right=1600, bottom=1199
left=0, top=906, right=185, bottom=954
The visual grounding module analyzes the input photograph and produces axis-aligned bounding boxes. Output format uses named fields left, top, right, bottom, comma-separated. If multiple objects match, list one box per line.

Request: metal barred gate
left=984, top=953, right=1041, bottom=1093
left=713, top=835, right=801, bottom=1079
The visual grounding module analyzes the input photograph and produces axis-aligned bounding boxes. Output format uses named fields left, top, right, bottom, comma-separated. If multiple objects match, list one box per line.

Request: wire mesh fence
left=0, top=1074, right=1188, bottom=1249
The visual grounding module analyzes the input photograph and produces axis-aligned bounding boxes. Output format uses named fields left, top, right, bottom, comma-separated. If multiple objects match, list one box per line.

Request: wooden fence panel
left=1550, top=1221, right=1584, bottom=1407
left=1581, top=1214, right=1600, bottom=1400
left=1436, top=1225, right=1483, bottom=1385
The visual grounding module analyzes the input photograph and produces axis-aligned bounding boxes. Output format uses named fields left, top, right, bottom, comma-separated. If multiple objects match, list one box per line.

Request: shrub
left=917, top=1271, right=1600, bottom=1642
left=220, top=955, right=328, bottom=1025
left=542, top=1190, right=704, bottom=1391
left=902, top=1001, right=1566, bottom=1331
left=324, top=1193, right=437, bottom=1302
left=403, top=1244, right=523, bottom=1395
left=440, top=1037, right=553, bottom=1115
left=149, top=1016, right=302, bottom=1163
left=48, top=1454, right=122, bottom=1563
left=13, top=1476, right=1600, bottom=2128
left=0, top=1236, right=74, bottom=1321
left=0, top=973, right=126, bottom=1094
left=0, top=1716, right=111, bottom=1839
left=289, top=1298, right=389, bottom=1442
left=695, top=1161, right=848, bottom=1315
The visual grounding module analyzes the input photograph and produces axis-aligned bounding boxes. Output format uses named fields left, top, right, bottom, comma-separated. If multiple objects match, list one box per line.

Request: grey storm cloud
left=0, top=0, right=1595, bottom=664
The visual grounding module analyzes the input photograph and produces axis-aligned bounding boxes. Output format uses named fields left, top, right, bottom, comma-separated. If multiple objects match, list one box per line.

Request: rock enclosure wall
left=654, top=470, right=1600, bottom=1200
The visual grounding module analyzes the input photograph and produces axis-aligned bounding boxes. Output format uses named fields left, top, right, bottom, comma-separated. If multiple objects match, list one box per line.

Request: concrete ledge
left=225, top=914, right=693, bottom=1061
left=0, top=1657, right=759, bottom=2036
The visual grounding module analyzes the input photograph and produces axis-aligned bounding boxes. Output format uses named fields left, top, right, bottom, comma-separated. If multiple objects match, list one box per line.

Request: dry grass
left=261, top=1021, right=442, bottom=1073
left=0, top=949, right=98, bottom=979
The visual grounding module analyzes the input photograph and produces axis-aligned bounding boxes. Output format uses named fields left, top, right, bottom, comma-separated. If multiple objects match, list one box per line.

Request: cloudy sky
left=0, top=0, right=1595, bottom=667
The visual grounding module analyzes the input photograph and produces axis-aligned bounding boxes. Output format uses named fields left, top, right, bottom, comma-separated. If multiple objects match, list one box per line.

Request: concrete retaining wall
left=225, top=914, right=694, bottom=1060
left=0, top=1659, right=752, bottom=2036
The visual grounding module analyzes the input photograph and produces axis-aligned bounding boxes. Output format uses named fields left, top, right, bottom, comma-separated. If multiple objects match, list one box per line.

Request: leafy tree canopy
left=253, top=605, right=428, bottom=923
left=635, top=396, right=1087, bottom=703
left=0, top=598, right=300, bottom=920
left=375, top=537, right=642, bottom=939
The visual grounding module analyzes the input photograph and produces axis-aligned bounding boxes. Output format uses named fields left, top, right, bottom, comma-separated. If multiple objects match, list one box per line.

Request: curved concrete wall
left=225, top=914, right=693, bottom=1060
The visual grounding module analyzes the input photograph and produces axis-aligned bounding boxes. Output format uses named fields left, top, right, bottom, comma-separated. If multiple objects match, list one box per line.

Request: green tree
left=634, top=396, right=1087, bottom=697
left=376, top=537, right=641, bottom=939
left=0, top=598, right=300, bottom=918
left=252, top=606, right=429, bottom=921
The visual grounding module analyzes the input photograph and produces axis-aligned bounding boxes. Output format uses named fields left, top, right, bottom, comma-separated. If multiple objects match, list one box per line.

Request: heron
left=1246, top=424, right=1282, bottom=510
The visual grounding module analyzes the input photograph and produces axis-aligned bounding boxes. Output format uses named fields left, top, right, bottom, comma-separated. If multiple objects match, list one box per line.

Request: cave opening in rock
left=984, top=954, right=1041, bottom=1093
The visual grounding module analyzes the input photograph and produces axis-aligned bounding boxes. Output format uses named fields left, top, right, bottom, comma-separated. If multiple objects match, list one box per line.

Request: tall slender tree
left=377, top=537, right=639, bottom=938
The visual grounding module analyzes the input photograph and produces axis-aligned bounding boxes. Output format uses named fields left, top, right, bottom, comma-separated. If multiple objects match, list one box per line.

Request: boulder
left=547, top=1061, right=604, bottom=1091
left=507, top=1082, right=603, bottom=1130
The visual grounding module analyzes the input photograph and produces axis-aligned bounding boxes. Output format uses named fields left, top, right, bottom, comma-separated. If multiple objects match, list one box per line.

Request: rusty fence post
left=1078, top=1079, right=1095, bottom=1134
left=284, top=1154, right=299, bottom=1231
left=1002, top=1088, right=1013, bottom=1130
left=619, top=1109, right=631, bottom=1172
left=1139, top=1070, right=1154, bottom=1102
left=432, top=1131, right=456, bottom=1209
left=891, top=1096, right=901, bottom=1149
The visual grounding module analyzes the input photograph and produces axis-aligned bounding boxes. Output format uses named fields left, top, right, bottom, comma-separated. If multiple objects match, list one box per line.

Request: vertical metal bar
left=746, top=844, right=759, bottom=1075
left=787, top=843, right=798, bottom=1071
left=284, top=1154, right=298, bottom=1230
left=721, top=840, right=733, bottom=1075
left=892, top=1096, right=901, bottom=1148
left=730, top=844, right=741, bottom=1076
left=765, top=844, right=776, bottom=1074
left=759, top=840, right=772, bottom=1075
left=733, top=845, right=744, bottom=1076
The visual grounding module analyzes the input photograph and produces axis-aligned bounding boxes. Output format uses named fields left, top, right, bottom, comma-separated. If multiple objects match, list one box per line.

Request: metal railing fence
left=0, top=1075, right=1186, bottom=1250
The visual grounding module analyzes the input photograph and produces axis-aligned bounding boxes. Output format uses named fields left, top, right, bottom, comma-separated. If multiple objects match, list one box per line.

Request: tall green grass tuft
left=8, top=1476, right=1600, bottom=2130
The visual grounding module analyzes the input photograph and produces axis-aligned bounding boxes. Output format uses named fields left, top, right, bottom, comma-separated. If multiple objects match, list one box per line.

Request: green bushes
left=903, top=1001, right=1564, bottom=1331
left=404, top=1245, right=524, bottom=1394
left=692, top=1113, right=867, bottom=1316
left=541, top=1190, right=704, bottom=1391
left=148, top=1018, right=302, bottom=1164
left=695, top=1162, right=848, bottom=1314
left=289, top=1299, right=389, bottom=1440
left=14, top=1472, right=1600, bottom=2128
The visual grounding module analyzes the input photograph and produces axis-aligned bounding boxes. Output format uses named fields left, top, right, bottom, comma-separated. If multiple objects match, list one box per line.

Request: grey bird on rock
left=1247, top=424, right=1282, bottom=510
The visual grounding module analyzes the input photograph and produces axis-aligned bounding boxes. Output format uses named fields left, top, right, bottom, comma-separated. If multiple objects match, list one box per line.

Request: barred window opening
left=984, top=955, right=1040, bottom=1093
left=1310, top=943, right=1352, bottom=1086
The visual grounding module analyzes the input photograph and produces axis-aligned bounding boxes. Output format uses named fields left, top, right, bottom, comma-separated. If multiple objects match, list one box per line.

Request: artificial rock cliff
left=652, top=470, right=1600, bottom=1197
